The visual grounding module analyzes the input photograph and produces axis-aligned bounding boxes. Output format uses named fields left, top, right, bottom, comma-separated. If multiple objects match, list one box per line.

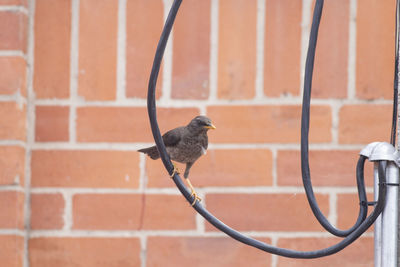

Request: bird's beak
left=204, top=123, right=216, bottom=130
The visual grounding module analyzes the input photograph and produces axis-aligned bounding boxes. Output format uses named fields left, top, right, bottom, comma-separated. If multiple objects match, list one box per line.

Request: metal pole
left=374, top=162, right=382, bottom=267
left=381, top=162, right=399, bottom=267
left=363, top=142, right=399, bottom=266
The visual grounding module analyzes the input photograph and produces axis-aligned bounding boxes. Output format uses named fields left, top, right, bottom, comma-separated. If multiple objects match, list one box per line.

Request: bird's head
left=188, top=116, right=216, bottom=132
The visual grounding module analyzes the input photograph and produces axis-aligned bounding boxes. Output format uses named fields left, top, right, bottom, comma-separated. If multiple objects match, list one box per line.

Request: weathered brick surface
left=0, top=57, right=26, bottom=96
left=147, top=149, right=273, bottom=187
left=29, top=237, right=141, bottom=267
left=0, top=235, right=24, bottom=267
left=77, top=107, right=199, bottom=142
left=0, top=102, right=26, bottom=140
left=0, top=146, right=24, bottom=186
left=30, top=193, right=64, bottom=230
left=31, top=150, right=139, bottom=188
left=35, top=106, right=69, bottom=142
left=218, top=0, right=257, bottom=99
left=0, top=191, right=24, bottom=229
left=79, top=0, right=118, bottom=100
left=313, top=0, right=349, bottom=98
left=2, top=1, right=396, bottom=265
left=34, top=0, right=71, bottom=99
left=208, top=105, right=331, bottom=143
left=264, top=0, right=302, bottom=97
left=73, top=194, right=196, bottom=230
left=356, top=0, right=395, bottom=99
left=172, top=0, right=210, bottom=99
left=339, top=104, right=392, bottom=144
left=277, top=150, right=374, bottom=187
left=126, top=0, right=163, bottom=99
left=205, top=193, right=329, bottom=231
left=277, top=237, right=373, bottom=266
left=0, top=11, right=27, bottom=51
left=147, top=237, right=272, bottom=267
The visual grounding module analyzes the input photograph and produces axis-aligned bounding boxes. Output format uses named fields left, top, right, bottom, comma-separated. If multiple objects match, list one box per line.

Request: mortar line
left=62, top=191, right=73, bottom=231
left=30, top=142, right=369, bottom=151
left=28, top=186, right=372, bottom=195
left=116, top=0, right=127, bottom=100
left=140, top=235, right=147, bottom=267
left=300, top=0, right=312, bottom=96
left=271, top=148, right=278, bottom=187
left=328, top=191, right=338, bottom=227
left=23, top=0, right=36, bottom=266
left=347, top=0, right=357, bottom=99
left=30, top=96, right=393, bottom=107
left=28, top=229, right=368, bottom=238
left=69, top=0, right=80, bottom=144
left=0, top=5, right=28, bottom=13
left=270, top=236, right=278, bottom=267
left=255, top=0, right=266, bottom=99
left=160, top=0, right=173, bottom=102
left=208, top=0, right=219, bottom=101
left=0, top=50, right=26, bottom=57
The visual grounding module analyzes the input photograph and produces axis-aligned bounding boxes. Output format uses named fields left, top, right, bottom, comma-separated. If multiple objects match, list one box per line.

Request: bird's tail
left=138, top=146, right=160, bottom=160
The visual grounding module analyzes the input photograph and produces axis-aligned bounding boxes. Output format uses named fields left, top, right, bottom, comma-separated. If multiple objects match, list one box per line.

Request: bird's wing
left=162, top=127, right=182, bottom=147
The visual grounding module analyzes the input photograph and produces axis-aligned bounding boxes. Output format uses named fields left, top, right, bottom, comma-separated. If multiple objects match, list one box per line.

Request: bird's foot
left=190, top=190, right=202, bottom=206
left=186, top=178, right=201, bottom=206
left=170, top=163, right=180, bottom=178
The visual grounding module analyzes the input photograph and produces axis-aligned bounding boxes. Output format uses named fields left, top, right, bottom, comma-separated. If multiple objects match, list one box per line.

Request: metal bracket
left=360, top=142, right=400, bottom=167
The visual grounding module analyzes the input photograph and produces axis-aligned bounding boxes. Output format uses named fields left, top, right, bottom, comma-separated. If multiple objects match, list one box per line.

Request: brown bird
left=138, top=115, right=216, bottom=205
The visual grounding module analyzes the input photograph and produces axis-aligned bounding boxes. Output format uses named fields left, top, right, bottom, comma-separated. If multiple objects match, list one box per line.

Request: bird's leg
left=186, top=178, right=201, bottom=206
left=170, top=162, right=180, bottom=178
left=183, top=162, right=201, bottom=205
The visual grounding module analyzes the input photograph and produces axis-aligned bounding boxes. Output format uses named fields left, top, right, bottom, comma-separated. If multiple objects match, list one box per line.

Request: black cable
left=390, top=0, right=400, bottom=146
left=300, top=0, right=368, bottom=237
left=146, top=0, right=386, bottom=258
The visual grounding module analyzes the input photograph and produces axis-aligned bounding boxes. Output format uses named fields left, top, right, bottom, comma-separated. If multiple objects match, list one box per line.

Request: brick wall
left=0, top=0, right=396, bottom=266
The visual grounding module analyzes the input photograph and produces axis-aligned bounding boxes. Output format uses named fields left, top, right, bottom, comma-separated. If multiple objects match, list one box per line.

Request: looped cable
left=146, top=0, right=387, bottom=258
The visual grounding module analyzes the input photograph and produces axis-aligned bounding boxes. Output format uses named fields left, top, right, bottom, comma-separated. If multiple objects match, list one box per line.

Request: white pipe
left=381, top=162, right=399, bottom=267
left=374, top=162, right=382, bottom=267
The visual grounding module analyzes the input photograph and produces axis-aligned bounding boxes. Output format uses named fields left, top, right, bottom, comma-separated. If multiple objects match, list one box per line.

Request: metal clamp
left=360, top=142, right=400, bottom=167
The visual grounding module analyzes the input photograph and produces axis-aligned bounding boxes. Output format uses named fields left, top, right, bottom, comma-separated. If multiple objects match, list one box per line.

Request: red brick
left=147, top=149, right=273, bottom=187
left=218, top=0, right=257, bottom=99
left=34, top=0, right=71, bottom=99
left=0, top=146, right=24, bottom=186
left=205, top=193, right=329, bottom=231
left=312, top=0, right=348, bottom=98
left=147, top=237, right=271, bottom=267
left=31, top=193, right=64, bottom=230
left=337, top=193, right=373, bottom=232
left=0, top=0, right=27, bottom=5
left=77, top=107, right=199, bottom=142
left=79, top=0, right=118, bottom=100
left=29, top=237, right=141, bottom=267
left=126, top=0, right=163, bottom=99
left=31, top=150, right=139, bottom=188
left=0, top=102, right=26, bottom=140
left=73, top=194, right=196, bottom=230
left=0, top=191, right=24, bottom=229
left=0, top=57, right=26, bottom=96
left=277, top=237, right=373, bottom=267
left=356, top=0, right=395, bottom=99
left=0, top=235, right=23, bottom=267
left=264, top=0, right=302, bottom=97
left=35, top=106, right=69, bottom=142
left=172, top=0, right=210, bottom=99
left=277, top=150, right=373, bottom=187
left=207, top=105, right=331, bottom=143
left=0, top=11, right=27, bottom=51
left=339, top=104, right=392, bottom=144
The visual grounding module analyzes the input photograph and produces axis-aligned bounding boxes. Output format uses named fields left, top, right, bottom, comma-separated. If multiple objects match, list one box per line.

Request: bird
left=138, top=115, right=216, bottom=205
